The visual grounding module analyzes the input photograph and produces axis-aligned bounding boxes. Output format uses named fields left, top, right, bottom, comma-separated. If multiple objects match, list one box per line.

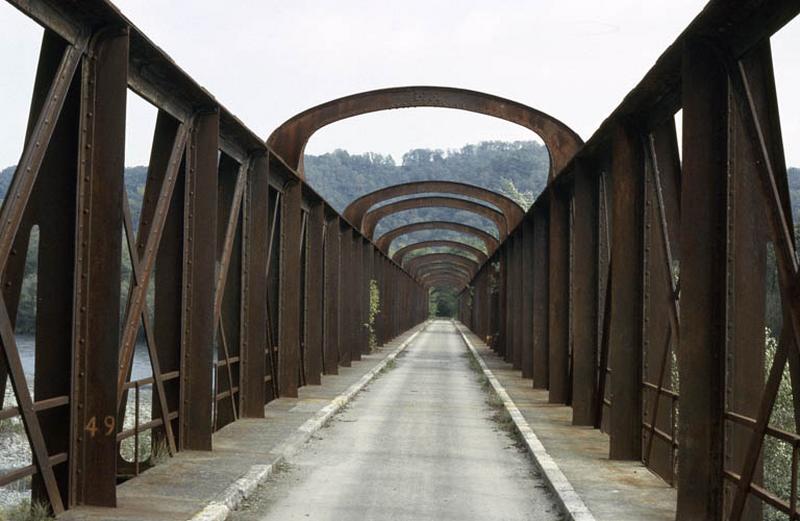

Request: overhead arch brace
left=423, top=274, right=469, bottom=289
left=375, top=221, right=499, bottom=253
left=394, top=240, right=487, bottom=266
left=413, top=260, right=475, bottom=278
left=418, top=266, right=472, bottom=283
left=268, top=86, right=583, bottom=179
left=362, top=196, right=506, bottom=240
left=416, top=261, right=474, bottom=277
left=344, top=180, right=525, bottom=232
left=406, top=253, right=479, bottom=278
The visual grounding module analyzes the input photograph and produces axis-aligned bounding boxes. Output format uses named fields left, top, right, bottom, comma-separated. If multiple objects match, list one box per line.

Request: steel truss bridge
left=0, top=0, right=798, bottom=520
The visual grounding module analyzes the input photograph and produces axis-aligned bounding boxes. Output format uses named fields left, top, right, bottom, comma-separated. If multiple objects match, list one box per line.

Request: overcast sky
left=0, top=1, right=798, bottom=168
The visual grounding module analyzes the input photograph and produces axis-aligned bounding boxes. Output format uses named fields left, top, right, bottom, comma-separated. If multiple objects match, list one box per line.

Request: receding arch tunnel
left=376, top=221, right=499, bottom=253
left=362, top=196, right=507, bottom=240
left=344, top=181, right=525, bottom=232
left=393, top=240, right=487, bottom=266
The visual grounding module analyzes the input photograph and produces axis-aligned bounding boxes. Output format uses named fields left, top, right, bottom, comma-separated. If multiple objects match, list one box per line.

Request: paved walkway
left=61, top=325, right=424, bottom=521
left=461, top=326, right=677, bottom=521
left=232, top=320, right=561, bottom=521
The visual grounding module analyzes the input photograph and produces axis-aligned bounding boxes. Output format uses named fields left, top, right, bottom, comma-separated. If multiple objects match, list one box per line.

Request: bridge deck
left=463, top=329, right=677, bottom=521
left=231, top=320, right=559, bottom=521
left=59, top=327, right=424, bottom=521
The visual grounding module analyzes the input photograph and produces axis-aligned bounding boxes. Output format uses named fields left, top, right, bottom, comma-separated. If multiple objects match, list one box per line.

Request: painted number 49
left=85, top=416, right=115, bottom=438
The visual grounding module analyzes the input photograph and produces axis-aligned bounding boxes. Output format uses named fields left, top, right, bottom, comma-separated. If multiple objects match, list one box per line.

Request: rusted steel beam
left=180, top=110, right=219, bottom=451
left=344, top=180, right=525, bottom=231
left=121, top=192, right=178, bottom=454
left=571, top=162, right=599, bottom=425
left=279, top=179, right=302, bottom=397
left=393, top=240, right=486, bottom=265
left=14, top=30, right=81, bottom=506
left=338, top=219, right=352, bottom=366
left=520, top=215, right=535, bottom=379
left=595, top=171, right=612, bottom=432
left=513, top=232, right=524, bottom=370
left=240, top=154, right=269, bottom=417
left=424, top=279, right=465, bottom=290
left=375, top=221, right=498, bottom=253
left=548, top=187, right=570, bottom=403
left=351, top=229, right=363, bottom=362
left=117, top=121, right=189, bottom=398
left=503, top=238, right=519, bottom=369
left=726, top=39, right=800, bottom=521
left=406, top=253, right=478, bottom=278
left=608, top=120, right=645, bottom=461
left=323, top=215, right=340, bottom=374
left=361, top=196, right=506, bottom=240
left=70, top=27, right=128, bottom=508
left=305, top=200, right=325, bottom=383
left=415, top=260, right=473, bottom=276
left=214, top=154, right=244, bottom=430
left=152, top=113, right=185, bottom=458
left=408, top=253, right=475, bottom=278
left=675, top=38, right=729, bottom=518
left=418, top=268, right=472, bottom=285
left=641, top=120, right=681, bottom=483
left=268, top=86, right=582, bottom=179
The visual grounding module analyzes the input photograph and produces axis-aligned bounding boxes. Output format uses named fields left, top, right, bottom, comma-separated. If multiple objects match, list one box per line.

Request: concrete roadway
left=231, top=320, right=561, bottom=521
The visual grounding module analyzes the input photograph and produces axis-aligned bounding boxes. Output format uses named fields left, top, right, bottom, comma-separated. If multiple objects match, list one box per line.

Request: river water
left=14, top=335, right=153, bottom=385
left=1, top=336, right=153, bottom=507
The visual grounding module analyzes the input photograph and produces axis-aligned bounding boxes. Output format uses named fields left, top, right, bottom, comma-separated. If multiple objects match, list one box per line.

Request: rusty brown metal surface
left=405, top=253, right=478, bottom=279
left=267, top=86, right=583, bottom=179
left=361, top=195, right=508, bottom=240
left=343, top=180, right=525, bottom=231
left=393, top=240, right=487, bottom=266
left=375, top=220, right=499, bottom=252
left=2, top=0, right=799, bottom=518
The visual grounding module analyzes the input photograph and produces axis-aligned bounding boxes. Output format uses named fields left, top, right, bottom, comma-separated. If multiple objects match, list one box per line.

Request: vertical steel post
left=240, top=154, right=268, bottom=417
left=26, top=31, right=80, bottom=506
left=338, top=220, right=352, bottom=365
left=323, top=215, right=340, bottom=373
left=675, top=38, right=729, bottom=519
left=521, top=216, right=535, bottom=379
left=279, top=180, right=302, bottom=397
left=571, top=163, right=600, bottom=425
left=351, top=230, right=363, bottom=361
left=608, top=120, right=645, bottom=460
left=305, top=201, right=325, bottom=384
left=180, top=109, right=219, bottom=450
left=70, top=27, right=128, bottom=507
left=549, top=188, right=570, bottom=403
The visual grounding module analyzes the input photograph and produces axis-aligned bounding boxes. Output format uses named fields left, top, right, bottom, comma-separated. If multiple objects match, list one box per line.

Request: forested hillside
left=304, top=140, right=549, bottom=212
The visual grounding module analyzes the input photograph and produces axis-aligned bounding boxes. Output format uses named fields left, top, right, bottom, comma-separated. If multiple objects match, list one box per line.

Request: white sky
left=0, top=1, right=798, bottom=168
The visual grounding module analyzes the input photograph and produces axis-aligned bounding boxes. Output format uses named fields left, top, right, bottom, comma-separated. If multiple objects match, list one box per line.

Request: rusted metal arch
left=376, top=220, right=499, bottom=253
left=267, top=86, right=583, bottom=180
left=417, top=264, right=472, bottom=283
left=414, top=260, right=475, bottom=278
left=343, top=180, right=525, bottom=232
left=414, top=254, right=475, bottom=278
left=406, top=252, right=479, bottom=275
left=406, top=253, right=478, bottom=278
left=423, top=274, right=469, bottom=289
left=414, top=261, right=474, bottom=280
left=422, top=269, right=469, bottom=282
left=362, top=196, right=507, bottom=240
left=393, top=240, right=486, bottom=266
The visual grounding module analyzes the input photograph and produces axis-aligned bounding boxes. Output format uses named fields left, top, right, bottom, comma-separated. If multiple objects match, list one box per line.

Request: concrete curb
left=454, top=322, right=597, bottom=521
left=190, top=321, right=429, bottom=521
